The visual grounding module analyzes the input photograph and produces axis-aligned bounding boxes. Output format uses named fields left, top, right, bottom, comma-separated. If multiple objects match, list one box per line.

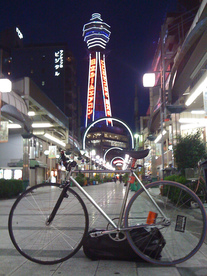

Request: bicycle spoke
left=125, top=181, right=207, bottom=265
left=9, top=183, right=89, bottom=264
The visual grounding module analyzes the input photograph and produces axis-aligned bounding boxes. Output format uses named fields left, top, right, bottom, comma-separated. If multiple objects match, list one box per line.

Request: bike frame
left=66, top=166, right=168, bottom=233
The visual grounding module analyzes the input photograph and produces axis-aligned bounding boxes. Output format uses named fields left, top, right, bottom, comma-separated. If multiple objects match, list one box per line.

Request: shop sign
left=49, top=146, right=57, bottom=159
left=0, top=121, right=8, bottom=143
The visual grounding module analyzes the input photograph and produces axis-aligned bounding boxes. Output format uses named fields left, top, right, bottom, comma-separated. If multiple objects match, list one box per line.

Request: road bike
left=185, top=160, right=207, bottom=204
left=8, top=149, right=207, bottom=266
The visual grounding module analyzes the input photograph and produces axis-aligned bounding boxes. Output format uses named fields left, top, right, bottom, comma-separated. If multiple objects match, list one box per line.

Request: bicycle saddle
left=123, top=149, right=150, bottom=160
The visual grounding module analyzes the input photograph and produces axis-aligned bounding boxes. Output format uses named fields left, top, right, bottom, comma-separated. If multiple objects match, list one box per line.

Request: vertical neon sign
left=85, top=52, right=112, bottom=127
left=100, top=54, right=112, bottom=119
left=86, top=55, right=97, bottom=127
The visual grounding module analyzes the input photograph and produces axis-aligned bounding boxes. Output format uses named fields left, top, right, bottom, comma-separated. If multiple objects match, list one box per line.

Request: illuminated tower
left=83, top=13, right=112, bottom=127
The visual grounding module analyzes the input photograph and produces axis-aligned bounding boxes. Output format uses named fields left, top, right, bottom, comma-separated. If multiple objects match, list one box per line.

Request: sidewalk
left=0, top=182, right=207, bottom=276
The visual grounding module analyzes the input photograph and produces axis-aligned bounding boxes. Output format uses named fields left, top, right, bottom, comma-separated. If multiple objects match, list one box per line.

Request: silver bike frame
left=69, top=169, right=131, bottom=230
left=67, top=168, right=169, bottom=230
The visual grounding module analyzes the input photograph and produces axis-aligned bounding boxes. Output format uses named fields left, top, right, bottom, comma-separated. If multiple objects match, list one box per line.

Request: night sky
left=0, top=0, right=178, bottom=130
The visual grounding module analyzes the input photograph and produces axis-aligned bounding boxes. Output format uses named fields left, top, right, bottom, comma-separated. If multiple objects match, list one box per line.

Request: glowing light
left=32, top=122, right=53, bottom=128
left=83, top=13, right=111, bottom=51
left=86, top=56, right=97, bottom=123
left=100, top=54, right=112, bottom=121
left=103, top=147, right=123, bottom=162
left=191, top=110, right=205, bottom=114
left=0, top=79, right=12, bottom=93
left=28, top=111, right=35, bottom=116
left=54, top=50, right=64, bottom=77
left=16, top=27, right=23, bottom=39
left=111, top=157, right=124, bottom=166
left=185, top=72, right=207, bottom=106
left=179, top=118, right=207, bottom=124
left=8, top=124, right=22, bottom=129
left=154, top=130, right=167, bottom=143
left=123, top=154, right=130, bottom=170
left=143, top=73, right=156, bottom=87
left=83, top=117, right=135, bottom=150
left=180, top=123, right=207, bottom=130
left=44, top=133, right=66, bottom=147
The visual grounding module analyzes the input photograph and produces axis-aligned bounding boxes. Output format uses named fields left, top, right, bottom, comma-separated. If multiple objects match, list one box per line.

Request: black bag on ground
left=83, top=227, right=166, bottom=261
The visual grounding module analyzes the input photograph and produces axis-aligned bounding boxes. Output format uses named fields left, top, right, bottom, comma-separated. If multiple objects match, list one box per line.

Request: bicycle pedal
left=90, top=231, right=103, bottom=238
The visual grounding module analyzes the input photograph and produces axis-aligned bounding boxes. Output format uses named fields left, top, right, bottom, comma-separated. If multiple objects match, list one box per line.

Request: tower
left=83, top=13, right=112, bottom=127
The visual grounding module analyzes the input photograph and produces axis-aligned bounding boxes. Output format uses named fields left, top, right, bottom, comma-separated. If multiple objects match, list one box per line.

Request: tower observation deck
left=83, top=13, right=111, bottom=51
left=83, top=13, right=112, bottom=127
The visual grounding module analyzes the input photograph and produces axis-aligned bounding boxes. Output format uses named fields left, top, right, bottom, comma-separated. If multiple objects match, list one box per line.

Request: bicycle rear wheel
left=8, top=183, right=89, bottom=264
left=124, top=180, right=207, bottom=265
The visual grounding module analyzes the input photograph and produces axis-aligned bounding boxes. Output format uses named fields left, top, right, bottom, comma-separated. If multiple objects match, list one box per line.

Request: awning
left=11, top=160, right=48, bottom=168
left=1, top=91, right=28, bottom=115
left=1, top=104, right=32, bottom=132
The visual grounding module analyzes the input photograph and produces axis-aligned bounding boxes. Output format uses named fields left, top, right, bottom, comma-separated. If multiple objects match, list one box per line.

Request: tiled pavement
left=0, top=182, right=207, bottom=276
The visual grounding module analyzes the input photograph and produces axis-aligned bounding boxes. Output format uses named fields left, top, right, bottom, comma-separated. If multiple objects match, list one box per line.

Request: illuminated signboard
left=54, top=50, right=64, bottom=76
left=85, top=53, right=112, bottom=127
left=100, top=56, right=112, bottom=118
left=87, top=57, right=96, bottom=119
left=113, top=159, right=124, bottom=165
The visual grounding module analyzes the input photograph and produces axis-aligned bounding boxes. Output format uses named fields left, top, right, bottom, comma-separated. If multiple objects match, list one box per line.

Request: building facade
left=143, top=0, right=207, bottom=178
left=0, top=27, right=80, bottom=185
left=0, top=26, right=79, bottom=139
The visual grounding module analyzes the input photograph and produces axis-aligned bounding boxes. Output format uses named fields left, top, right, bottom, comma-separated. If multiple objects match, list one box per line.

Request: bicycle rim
left=124, top=181, right=207, bottom=265
left=8, top=183, right=89, bottom=264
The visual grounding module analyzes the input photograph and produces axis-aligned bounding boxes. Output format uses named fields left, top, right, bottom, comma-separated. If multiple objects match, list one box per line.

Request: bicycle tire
left=8, top=183, right=89, bottom=265
left=124, top=180, right=207, bottom=265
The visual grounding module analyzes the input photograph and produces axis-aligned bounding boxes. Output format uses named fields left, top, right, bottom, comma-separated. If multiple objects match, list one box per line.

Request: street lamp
left=0, top=78, right=12, bottom=141
left=134, top=134, right=139, bottom=150
left=0, top=78, right=12, bottom=93
left=143, top=72, right=165, bottom=180
left=90, top=149, right=96, bottom=179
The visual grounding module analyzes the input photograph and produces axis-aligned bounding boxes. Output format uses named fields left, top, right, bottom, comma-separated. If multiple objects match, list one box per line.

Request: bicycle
left=185, top=161, right=207, bottom=203
left=8, top=149, right=207, bottom=266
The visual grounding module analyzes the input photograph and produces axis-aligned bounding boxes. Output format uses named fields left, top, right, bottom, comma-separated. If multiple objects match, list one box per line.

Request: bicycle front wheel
left=8, top=183, right=89, bottom=265
left=124, top=181, right=207, bottom=265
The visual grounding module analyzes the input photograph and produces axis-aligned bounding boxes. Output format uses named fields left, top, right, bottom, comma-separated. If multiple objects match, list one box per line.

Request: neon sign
left=87, top=58, right=96, bottom=119
left=113, top=159, right=124, bottom=165
left=85, top=53, right=112, bottom=127
left=54, top=50, right=64, bottom=76
left=100, top=58, right=111, bottom=117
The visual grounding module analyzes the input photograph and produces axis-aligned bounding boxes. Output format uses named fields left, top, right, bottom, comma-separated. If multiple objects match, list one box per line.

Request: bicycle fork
left=45, top=184, right=69, bottom=225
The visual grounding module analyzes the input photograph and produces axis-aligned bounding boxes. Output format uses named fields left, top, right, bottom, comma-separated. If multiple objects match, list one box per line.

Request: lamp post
left=142, top=25, right=166, bottom=180
left=0, top=78, right=12, bottom=143
left=0, top=78, right=12, bottom=121
left=143, top=73, right=165, bottom=180
left=134, top=134, right=139, bottom=150
left=90, top=149, right=96, bottom=179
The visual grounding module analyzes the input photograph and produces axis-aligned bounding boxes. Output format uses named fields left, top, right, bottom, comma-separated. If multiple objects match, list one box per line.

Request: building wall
left=11, top=44, right=79, bottom=138
left=0, top=133, right=23, bottom=167
left=12, top=45, right=66, bottom=111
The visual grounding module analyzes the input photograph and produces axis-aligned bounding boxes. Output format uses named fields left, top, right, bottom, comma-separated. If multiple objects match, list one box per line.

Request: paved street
left=0, top=182, right=207, bottom=276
